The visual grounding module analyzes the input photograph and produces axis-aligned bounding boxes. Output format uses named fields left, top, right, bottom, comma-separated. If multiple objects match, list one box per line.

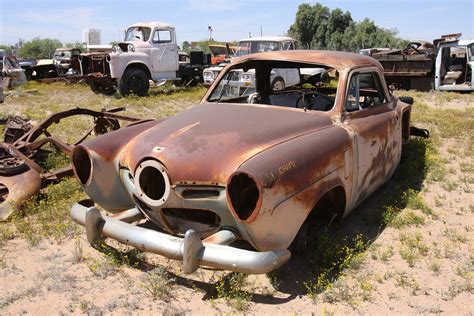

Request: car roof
left=232, top=50, right=383, bottom=71
left=238, top=36, right=296, bottom=43
left=129, top=21, right=175, bottom=30
left=458, top=39, right=474, bottom=46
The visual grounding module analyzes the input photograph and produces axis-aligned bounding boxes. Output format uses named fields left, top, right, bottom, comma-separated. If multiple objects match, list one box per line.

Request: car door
left=343, top=69, right=401, bottom=205
left=151, top=28, right=178, bottom=73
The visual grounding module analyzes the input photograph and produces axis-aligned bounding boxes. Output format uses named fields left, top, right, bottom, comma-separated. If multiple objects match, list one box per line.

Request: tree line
left=288, top=3, right=408, bottom=51
left=0, top=38, right=87, bottom=59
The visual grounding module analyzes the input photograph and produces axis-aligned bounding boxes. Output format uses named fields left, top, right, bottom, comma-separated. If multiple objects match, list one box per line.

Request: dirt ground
left=0, top=84, right=473, bottom=315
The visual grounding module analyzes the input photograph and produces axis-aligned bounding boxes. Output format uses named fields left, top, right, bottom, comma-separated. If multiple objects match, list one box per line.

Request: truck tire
left=119, top=67, right=149, bottom=96
left=89, top=81, right=116, bottom=96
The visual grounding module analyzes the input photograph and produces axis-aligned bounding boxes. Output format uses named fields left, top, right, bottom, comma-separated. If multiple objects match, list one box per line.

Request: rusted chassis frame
left=0, top=108, right=140, bottom=220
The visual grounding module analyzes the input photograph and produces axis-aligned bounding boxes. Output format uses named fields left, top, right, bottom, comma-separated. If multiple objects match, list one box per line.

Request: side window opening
left=345, top=72, right=387, bottom=112
left=153, top=30, right=172, bottom=44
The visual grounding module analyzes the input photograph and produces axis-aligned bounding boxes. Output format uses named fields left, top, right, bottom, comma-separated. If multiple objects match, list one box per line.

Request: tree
left=288, top=2, right=407, bottom=52
left=18, top=38, right=63, bottom=59
left=288, top=3, right=316, bottom=49
left=64, top=41, right=86, bottom=50
left=181, top=41, right=191, bottom=53
left=0, top=45, right=13, bottom=55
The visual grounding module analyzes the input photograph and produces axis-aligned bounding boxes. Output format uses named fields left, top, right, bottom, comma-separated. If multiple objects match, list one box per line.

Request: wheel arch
left=124, top=62, right=152, bottom=80
left=304, top=184, right=347, bottom=226
left=401, top=107, right=411, bottom=141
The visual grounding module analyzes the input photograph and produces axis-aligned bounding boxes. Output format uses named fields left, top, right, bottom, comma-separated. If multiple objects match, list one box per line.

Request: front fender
left=72, top=120, right=160, bottom=212
left=233, top=126, right=353, bottom=251
left=109, top=53, right=150, bottom=79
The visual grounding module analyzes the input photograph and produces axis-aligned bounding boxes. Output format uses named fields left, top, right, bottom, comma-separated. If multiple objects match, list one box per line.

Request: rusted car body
left=70, top=51, right=425, bottom=274
left=0, top=108, right=139, bottom=220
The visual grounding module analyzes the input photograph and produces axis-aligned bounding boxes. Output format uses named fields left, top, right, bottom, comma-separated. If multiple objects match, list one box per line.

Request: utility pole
left=260, top=26, right=263, bottom=36
left=208, top=26, right=213, bottom=41
left=249, top=32, right=251, bottom=38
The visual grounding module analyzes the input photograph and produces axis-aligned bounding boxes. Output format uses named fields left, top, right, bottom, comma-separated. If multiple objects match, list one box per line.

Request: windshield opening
left=208, top=61, right=339, bottom=112
left=235, top=41, right=282, bottom=57
left=53, top=51, right=71, bottom=59
left=125, top=27, right=151, bottom=42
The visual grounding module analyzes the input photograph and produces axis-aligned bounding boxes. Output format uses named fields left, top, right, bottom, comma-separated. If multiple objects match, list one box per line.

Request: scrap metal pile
left=0, top=108, right=140, bottom=220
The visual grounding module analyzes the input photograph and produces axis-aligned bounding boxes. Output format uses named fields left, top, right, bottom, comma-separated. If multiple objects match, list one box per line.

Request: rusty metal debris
left=0, top=108, right=140, bottom=220
left=70, top=50, right=429, bottom=274
left=1, top=54, right=27, bottom=88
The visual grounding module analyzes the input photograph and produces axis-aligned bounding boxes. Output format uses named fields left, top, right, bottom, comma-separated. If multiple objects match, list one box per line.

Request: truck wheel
left=119, top=68, right=149, bottom=96
left=89, top=81, right=116, bottom=96
left=271, top=77, right=285, bottom=91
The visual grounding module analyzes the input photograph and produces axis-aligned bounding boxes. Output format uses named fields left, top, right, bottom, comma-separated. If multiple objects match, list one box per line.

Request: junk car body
left=71, top=50, right=419, bottom=274
left=203, top=36, right=298, bottom=87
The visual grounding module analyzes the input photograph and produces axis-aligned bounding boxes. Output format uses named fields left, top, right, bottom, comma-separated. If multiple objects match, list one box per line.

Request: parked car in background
left=208, top=44, right=236, bottom=65
left=23, top=48, right=82, bottom=80
left=203, top=36, right=298, bottom=86
left=70, top=50, right=428, bottom=275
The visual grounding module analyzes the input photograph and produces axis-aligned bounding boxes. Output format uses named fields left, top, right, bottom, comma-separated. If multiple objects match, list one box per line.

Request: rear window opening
left=208, top=61, right=339, bottom=112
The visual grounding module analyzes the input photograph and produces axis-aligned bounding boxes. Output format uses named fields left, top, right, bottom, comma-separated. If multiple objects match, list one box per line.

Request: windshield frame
left=124, top=27, right=152, bottom=42
left=235, top=41, right=283, bottom=57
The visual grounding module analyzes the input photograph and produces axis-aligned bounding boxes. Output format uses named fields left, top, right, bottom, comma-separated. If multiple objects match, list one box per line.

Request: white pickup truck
left=80, top=22, right=209, bottom=96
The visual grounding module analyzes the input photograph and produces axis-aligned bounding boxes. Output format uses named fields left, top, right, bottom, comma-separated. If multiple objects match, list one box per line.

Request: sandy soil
left=0, top=88, right=473, bottom=315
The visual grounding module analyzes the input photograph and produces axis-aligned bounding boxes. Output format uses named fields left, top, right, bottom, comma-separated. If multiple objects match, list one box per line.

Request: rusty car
left=70, top=50, right=428, bottom=274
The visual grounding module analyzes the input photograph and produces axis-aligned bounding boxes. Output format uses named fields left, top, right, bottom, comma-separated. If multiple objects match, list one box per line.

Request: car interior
left=440, top=46, right=472, bottom=86
left=345, top=72, right=388, bottom=111
left=208, top=61, right=339, bottom=112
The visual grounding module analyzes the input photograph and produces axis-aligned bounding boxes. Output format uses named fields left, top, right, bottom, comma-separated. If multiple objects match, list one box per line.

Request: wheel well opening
left=402, top=110, right=411, bottom=141
left=306, top=186, right=346, bottom=226
left=125, top=63, right=151, bottom=79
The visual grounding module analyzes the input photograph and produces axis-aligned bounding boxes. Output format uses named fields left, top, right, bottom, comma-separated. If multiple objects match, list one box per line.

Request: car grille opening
left=162, top=208, right=221, bottom=236
left=138, top=166, right=166, bottom=201
left=181, top=189, right=220, bottom=199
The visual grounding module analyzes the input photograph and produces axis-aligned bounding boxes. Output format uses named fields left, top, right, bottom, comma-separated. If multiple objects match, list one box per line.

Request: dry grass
left=0, top=84, right=473, bottom=314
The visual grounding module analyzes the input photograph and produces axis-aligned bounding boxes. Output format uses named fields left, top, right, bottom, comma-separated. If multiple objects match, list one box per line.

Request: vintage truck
left=79, top=22, right=209, bottom=96
left=70, top=50, right=428, bottom=274
left=370, top=33, right=473, bottom=92
left=203, top=36, right=298, bottom=86
left=21, top=48, right=82, bottom=80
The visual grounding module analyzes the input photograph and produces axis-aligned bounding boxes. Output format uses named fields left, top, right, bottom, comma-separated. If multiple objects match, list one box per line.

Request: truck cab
left=109, top=22, right=179, bottom=91
left=81, top=21, right=209, bottom=96
left=435, top=37, right=473, bottom=91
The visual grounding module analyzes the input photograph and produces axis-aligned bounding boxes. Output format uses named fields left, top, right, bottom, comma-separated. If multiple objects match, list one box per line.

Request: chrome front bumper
left=70, top=200, right=291, bottom=274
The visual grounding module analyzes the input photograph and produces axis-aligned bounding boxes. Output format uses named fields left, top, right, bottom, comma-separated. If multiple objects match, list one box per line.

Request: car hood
left=120, top=103, right=333, bottom=184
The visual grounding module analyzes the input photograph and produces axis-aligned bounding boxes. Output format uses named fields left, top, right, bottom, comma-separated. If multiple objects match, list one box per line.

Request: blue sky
left=1, top=0, right=472, bottom=45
